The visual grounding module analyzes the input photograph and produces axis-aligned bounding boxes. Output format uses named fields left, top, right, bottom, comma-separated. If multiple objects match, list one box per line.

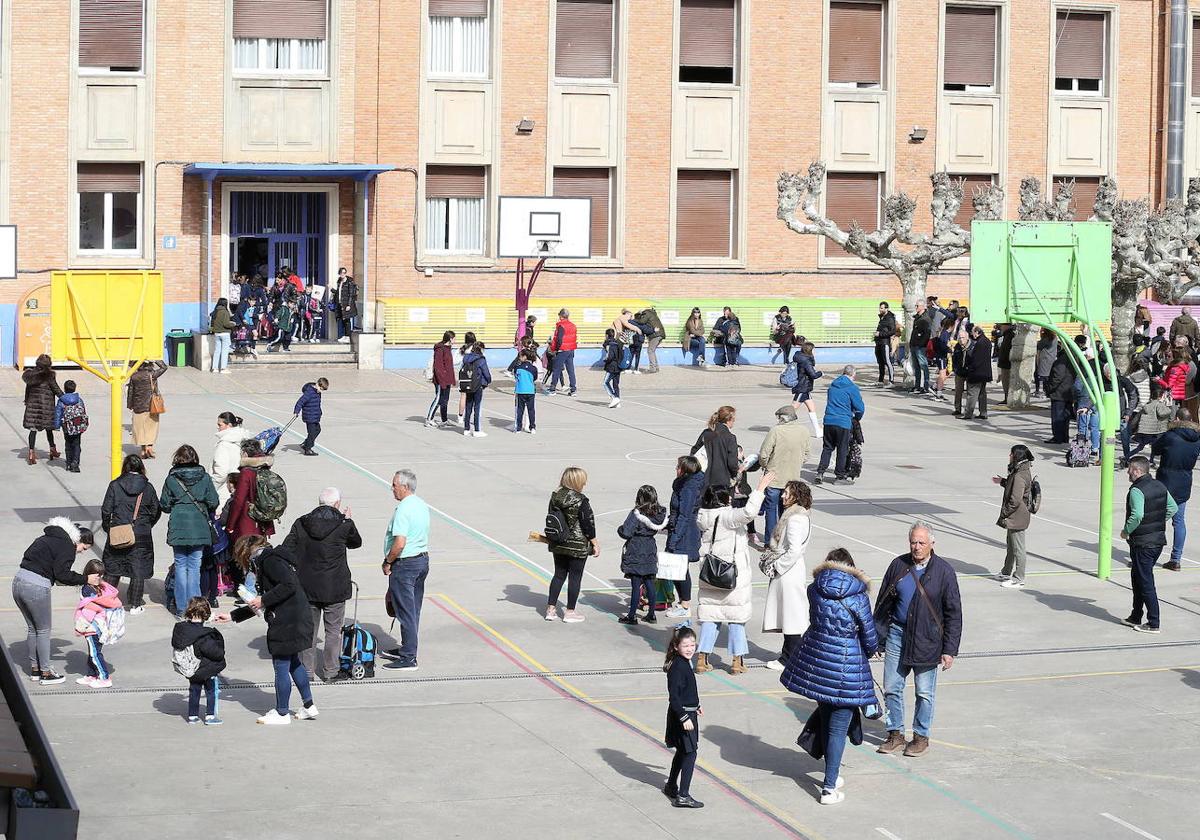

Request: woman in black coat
left=690, top=406, right=740, bottom=489
left=664, top=455, right=706, bottom=619
left=100, top=454, right=162, bottom=613
left=22, top=354, right=62, bottom=464
left=219, top=536, right=317, bottom=725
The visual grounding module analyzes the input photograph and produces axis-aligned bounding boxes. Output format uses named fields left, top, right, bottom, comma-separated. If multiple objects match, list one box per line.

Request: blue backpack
left=779, top=363, right=799, bottom=388
left=618, top=345, right=634, bottom=371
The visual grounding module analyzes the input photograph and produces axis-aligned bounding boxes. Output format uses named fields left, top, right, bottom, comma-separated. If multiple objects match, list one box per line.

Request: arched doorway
left=15, top=284, right=51, bottom=368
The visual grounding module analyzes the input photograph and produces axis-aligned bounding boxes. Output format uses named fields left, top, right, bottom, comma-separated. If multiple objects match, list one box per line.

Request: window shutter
left=553, top=168, right=610, bottom=257
left=824, top=172, right=879, bottom=231
left=1054, top=177, right=1100, bottom=221
left=1054, top=11, right=1105, bottom=80
left=426, top=165, right=487, bottom=199
left=555, top=0, right=614, bottom=79
left=828, top=2, right=883, bottom=85
left=943, top=6, right=996, bottom=87
left=428, top=0, right=490, bottom=16
left=78, top=0, right=144, bottom=69
left=77, top=162, right=142, bottom=193
left=679, top=0, right=735, bottom=69
left=232, top=0, right=328, bottom=40
left=1192, top=18, right=1200, bottom=94
left=676, top=170, right=733, bottom=258
left=950, top=174, right=994, bottom=230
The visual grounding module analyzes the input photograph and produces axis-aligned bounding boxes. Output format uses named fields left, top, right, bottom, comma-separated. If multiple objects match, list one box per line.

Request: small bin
left=166, top=330, right=193, bottom=368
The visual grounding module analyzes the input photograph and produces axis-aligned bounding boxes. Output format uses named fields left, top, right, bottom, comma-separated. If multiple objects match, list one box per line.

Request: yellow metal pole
left=110, top=372, right=124, bottom=480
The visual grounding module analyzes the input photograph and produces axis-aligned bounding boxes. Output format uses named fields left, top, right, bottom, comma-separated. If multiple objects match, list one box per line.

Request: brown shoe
left=876, top=730, right=906, bottom=754
left=730, top=655, right=746, bottom=675
left=49, top=447, right=61, bottom=461
left=26, top=450, right=36, bottom=465
left=694, top=653, right=712, bottom=674
left=903, top=734, right=930, bottom=757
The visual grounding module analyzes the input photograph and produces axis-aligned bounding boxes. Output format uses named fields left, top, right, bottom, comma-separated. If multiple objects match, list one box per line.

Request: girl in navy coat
left=617, top=485, right=667, bottom=625
left=663, top=627, right=703, bottom=808
left=780, top=548, right=878, bottom=805
left=664, top=456, right=706, bottom=619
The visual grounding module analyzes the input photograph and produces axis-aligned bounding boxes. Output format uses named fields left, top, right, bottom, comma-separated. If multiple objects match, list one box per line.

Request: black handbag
left=698, top=518, right=738, bottom=590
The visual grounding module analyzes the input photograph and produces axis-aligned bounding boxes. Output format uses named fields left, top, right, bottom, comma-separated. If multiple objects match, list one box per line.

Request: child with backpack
left=790, top=342, right=823, bottom=436
left=512, top=349, right=538, bottom=434
left=459, top=341, right=492, bottom=437
left=617, top=485, right=667, bottom=625
left=75, top=559, right=121, bottom=688
left=603, top=328, right=625, bottom=409
left=294, top=377, right=329, bottom=456
left=55, top=380, right=89, bottom=473
left=171, top=597, right=227, bottom=724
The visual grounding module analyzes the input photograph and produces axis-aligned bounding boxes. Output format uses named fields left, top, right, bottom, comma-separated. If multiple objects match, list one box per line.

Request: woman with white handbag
left=761, top=480, right=813, bottom=671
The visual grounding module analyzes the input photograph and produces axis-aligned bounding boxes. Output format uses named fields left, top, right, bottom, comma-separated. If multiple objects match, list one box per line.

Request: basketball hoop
left=534, top=238, right=561, bottom=257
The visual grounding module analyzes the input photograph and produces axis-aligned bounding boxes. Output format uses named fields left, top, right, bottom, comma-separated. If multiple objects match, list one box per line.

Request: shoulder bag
left=908, top=566, right=945, bottom=640
left=107, top=492, right=143, bottom=549
left=175, top=478, right=219, bottom=544
left=149, top=377, right=166, bottom=416
left=698, top=517, right=738, bottom=591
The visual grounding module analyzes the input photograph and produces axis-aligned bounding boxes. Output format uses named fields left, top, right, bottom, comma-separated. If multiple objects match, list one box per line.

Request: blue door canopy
left=183, top=163, right=396, bottom=181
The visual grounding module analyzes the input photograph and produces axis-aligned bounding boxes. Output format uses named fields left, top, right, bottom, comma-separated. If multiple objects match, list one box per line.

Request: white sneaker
left=664, top=606, right=689, bottom=619
left=764, top=659, right=785, bottom=672
left=337, top=336, right=350, bottom=344
left=256, top=710, right=291, bottom=726
left=90, top=678, right=112, bottom=688
left=820, top=788, right=845, bottom=805
left=127, top=606, right=145, bottom=615
left=456, top=415, right=465, bottom=425
left=608, top=398, right=620, bottom=408
left=424, top=419, right=437, bottom=428
left=544, top=606, right=559, bottom=621
left=293, top=704, right=320, bottom=721
left=473, top=431, right=488, bottom=438
left=506, top=424, right=518, bottom=432
left=75, top=676, right=96, bottom=686
left=527, top=428, right=536, bottom=435
left=1000, top=579, right=1025, bottom=589
left=463, top=429, right=473, bottom=436
left=562, top=610, right=585, bottom=623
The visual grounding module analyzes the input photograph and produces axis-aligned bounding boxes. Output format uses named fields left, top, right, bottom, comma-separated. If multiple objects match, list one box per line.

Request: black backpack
left=458, top=359, right=483, bottom=394
left=544, top=508, right=569, bottom=545
left=1026, top=475, right=1042, bottom=515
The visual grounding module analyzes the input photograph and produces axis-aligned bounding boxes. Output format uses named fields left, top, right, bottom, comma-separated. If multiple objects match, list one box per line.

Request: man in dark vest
left=1120, top=456, right=1178, bottom=634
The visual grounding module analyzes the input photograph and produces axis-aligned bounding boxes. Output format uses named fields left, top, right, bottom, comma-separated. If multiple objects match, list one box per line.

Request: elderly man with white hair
left=871, top=522, right=962, bottom=758
left=282, top=486, right=363, bottom=682
left=380, top=470, right=432, bottom=671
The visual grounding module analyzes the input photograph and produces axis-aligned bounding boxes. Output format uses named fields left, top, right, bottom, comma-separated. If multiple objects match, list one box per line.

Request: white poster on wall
left=465, top=308, right=487, bottom=323
left=408, top=307, right=429, bottom=323
left=583, top=308, right=603, bottom=323
left=0, top=226, right=15, bottom=279
left=528, top=308, right=548, bottom=322
left=822, top=311, right=841, bottom=327
left=661, top=310, right=680, bottom=326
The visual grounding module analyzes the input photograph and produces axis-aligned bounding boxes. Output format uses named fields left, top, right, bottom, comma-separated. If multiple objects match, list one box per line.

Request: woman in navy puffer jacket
left=780, top=548, right=878, bottom=805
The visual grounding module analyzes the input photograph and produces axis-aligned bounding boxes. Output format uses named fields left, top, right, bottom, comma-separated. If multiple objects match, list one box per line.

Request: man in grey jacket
left=758, top=405, right=811, bottom=541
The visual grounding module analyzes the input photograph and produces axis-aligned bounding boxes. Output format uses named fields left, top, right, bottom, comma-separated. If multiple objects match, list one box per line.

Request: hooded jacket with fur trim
left=616, top=507, right=667, bottom=577
left=20, top=518, right=88, bottom=586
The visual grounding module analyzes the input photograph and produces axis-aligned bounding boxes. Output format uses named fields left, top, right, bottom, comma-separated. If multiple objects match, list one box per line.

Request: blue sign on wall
left=161, top=235, right=177, bottom=250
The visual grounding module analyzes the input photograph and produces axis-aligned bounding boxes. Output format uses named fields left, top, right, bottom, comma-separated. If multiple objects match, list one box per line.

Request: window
left=676, top=170, right=735, bottom=259
left=943, top=6, right=997, bottom=91
left=555, top=0, right=615, bottom=80
left=1053, top=176, right=1100, bottom=220
left=678, top=0, right=736, bottom=84
left=77, top=163, right=141, bottom=253
left=426, top=165, right=486, bottom=255
left=553, top=168, right=612, bottom=257
left=429, top=0, right=489, bottom=77
left=79, top=0, right=143, bottom=72
left=949, top=174, right=995, bottom=229
left=1054, top=10, right=1105, bottom=94
left=828, top=2, right=885, bottom=89
left=824, top=172, right=881, bottom=232
left=232, top=0, right=327, bottom=73
left=1192, top=17, right=1200, bottom=98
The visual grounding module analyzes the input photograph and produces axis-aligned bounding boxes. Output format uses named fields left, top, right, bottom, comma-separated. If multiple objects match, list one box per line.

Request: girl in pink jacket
left=74, top=559, right=121, bottom=688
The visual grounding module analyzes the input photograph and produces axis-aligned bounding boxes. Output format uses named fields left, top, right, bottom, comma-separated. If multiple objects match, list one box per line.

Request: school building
left=0, top=0, right=1191, bottom=365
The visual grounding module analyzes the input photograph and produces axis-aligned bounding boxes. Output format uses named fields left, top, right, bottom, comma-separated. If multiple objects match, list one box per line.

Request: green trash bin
left=166, top=330, right=193, bottom=368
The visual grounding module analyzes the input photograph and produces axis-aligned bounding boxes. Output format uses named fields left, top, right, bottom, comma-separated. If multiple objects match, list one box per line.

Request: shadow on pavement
left=596, top=747, right=666, bottom=790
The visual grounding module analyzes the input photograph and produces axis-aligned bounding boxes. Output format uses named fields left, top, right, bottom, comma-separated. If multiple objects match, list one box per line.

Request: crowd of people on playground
left=204, top=266, right=361, bottom=372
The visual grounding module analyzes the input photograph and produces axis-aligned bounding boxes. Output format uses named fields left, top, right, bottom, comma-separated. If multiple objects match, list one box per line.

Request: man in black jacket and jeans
left=873, top=302, right=897, bottom=385
left=1044, top=346, right=1077, bottom=444
left=282, top=487, right=363, bottom=681
left=1120, top=458, right=1177, bottom=633
left=908, top=302, right=932, bottom=393
left=873, top=522, right=962, bottom=757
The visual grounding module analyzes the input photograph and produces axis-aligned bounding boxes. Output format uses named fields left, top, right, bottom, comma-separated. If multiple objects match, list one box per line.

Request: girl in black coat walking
left=663, top=627, right=703, bottom=808
left=617, top=485, right=667, bottom=625
left=218, top=535, right=317, bottom=725
left=100, top=454, right=162, bottom=613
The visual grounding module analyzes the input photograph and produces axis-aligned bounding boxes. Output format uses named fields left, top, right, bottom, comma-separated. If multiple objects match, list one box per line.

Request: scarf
left=762, top=504, right=810, bottom=578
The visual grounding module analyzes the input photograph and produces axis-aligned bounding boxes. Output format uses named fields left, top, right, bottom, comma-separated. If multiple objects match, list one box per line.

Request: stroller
left=339, top=582, right=377, bottom=680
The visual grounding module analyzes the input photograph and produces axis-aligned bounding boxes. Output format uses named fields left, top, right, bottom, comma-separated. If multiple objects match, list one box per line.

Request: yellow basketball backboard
left=51, top=271, right=163, bottom=370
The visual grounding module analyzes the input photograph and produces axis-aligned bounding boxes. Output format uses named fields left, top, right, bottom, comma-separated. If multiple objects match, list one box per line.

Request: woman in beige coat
left=127, top=360, right=167, bottom=458
left=695, top=471, right=773, bottom=675
left=762, top=480, right=813, bottom=671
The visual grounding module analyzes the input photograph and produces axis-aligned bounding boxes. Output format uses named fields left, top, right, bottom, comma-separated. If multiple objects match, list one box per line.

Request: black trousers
left=780, top=632, right=802, bottom=665
left=103, top=573, right=146, bottom=609
left=874, top=340, right=893, bottom=382
left=817, top=426, right=852, bottom=478
left=669, top=748, right=697, bottom=796
left=27, top=429, right=56, bottom=452
left=64, top=434, right=81, bottom=468
left=676, top=570, right=693, bottom=602
left=515, top=394, right=536, bottom=430
left=1050, top=400, right=1071, bottom=442
left=302, top=421, right=321, bottom=450
left=548, top=554, right=587, bottom=610
left=427, top=386, right=451, bottom=423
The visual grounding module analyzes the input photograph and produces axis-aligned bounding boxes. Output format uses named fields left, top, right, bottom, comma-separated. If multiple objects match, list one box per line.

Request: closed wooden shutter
left=426, top=165, right=486, bottom=199
left=553, top=168, right=610, bottom=257
left=676, top=170, right=732, bottom=258
left=1054, top=176, right=1100, bottom=221
left=77, top=162, right=142, bottom=193
left=555, top=0, right=614, bottom=79
left=828, top=2, right=883, bottom=85
left=78, top=0, right=143, bottom=69
left=1192, top=18, right=1200, bottom=94
left=1054, top=11, right=1105, bottom=80
left=950, top=174, right=994, bottom=229
left=428, top=0, right=490, bottom=16
left=679, top=0, right=736, bottom=69
left=824, top=172, right=879, bottom=230
left=944, top=6, right=996, bottom=87
left=233, top=0, right=328, bottom=40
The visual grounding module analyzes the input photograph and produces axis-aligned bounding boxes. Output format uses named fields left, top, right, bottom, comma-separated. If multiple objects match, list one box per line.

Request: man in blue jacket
left=815, top=366, right=865, bottom=485
left=1152, top=415, right=1199, bottom=571
left=872, top=522, right=962, bottom=758
left=294, top=378, right=329, bottom=457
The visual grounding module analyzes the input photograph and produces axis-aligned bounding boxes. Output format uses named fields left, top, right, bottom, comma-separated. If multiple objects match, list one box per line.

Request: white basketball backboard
left=498, top=196, right=591, bottom=259
left=0, top=226, right=16, bottom=279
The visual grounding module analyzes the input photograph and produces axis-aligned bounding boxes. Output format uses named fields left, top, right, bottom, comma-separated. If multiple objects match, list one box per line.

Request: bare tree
left=777, top=162, right=1004, bottom=343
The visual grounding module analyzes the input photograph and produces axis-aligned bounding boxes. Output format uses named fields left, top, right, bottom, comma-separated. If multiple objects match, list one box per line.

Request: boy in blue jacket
left=512, top=350, right=538, bottom=434
left=294, top=377, right=329, bottom=456
left=55, top=380, right=89, bottom=473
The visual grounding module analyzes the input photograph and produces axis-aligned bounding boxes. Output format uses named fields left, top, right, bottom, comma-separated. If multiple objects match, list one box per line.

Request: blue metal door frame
left=230, top=192, right=326, bottom=289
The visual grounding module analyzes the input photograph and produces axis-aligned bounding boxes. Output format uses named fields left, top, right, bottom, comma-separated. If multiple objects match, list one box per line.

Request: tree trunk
left=1110, top=297, right=1137, bottom=370
left=1006, top=324, right=1039, bottom=409
left=898, top=269, right=928, bottom=386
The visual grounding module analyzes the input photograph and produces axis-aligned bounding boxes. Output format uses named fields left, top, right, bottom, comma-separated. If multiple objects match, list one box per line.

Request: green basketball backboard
left=969, top=221, right=1112, bottom=324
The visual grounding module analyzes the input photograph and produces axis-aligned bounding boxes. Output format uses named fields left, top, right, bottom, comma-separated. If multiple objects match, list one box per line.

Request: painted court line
left=1100, top=813, right=1163, bottom=840
left=875, top=829, right=904, bottom=840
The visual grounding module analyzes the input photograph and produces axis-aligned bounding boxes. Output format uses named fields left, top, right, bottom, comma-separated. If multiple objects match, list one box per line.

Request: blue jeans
left=549, top=350, right=577, bottom=392
left=1171, top=502, right=1188, bottom=562
left=463, top=391, right=482, bottom=432
left=212, top=332, right=231, bottom=372
left=820, top=704, right=854, bottom=791
left=188, top=677, right=220, bottom=718
left=688, top=336, right=707, bottom=365
left=272, top=653, right=312, bottom=715
left=911, top=349, right=929, bottom=390
left=697, top=621, right=748, bottom=657
left=173, top=546, right=204, bottom=614
left=388, top=554, right=429, bottom=662
left=1076, top=410, right=1100, bottom=451
left=603, top=372, right=621, bottom=399
left=883, top=623, right=938, bottom=737
left=762, top=487, right=784, bottom=542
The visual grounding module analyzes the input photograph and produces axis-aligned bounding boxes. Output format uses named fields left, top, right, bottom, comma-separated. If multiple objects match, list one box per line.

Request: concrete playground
left=0, top=362, right=1197, bottom=840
